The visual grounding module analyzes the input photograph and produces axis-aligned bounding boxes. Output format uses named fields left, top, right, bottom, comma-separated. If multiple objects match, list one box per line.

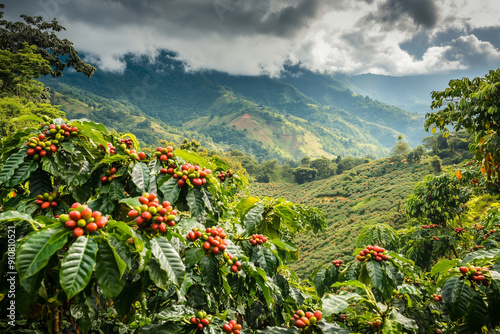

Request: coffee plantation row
left=0, top=114, right=499, bottom=334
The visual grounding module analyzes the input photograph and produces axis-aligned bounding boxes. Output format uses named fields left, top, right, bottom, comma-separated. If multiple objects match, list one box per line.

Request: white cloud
left=4, top=0, right=500, bottom=76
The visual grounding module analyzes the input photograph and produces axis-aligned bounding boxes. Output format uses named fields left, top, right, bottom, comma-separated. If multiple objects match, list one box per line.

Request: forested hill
left=41, top=51, right=426, bottom=161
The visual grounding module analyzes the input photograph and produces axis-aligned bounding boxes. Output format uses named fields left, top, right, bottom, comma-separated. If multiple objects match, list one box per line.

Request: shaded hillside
left=41, top=51, right=425, bottom=160
left=249, top=156, right=432, bottom=277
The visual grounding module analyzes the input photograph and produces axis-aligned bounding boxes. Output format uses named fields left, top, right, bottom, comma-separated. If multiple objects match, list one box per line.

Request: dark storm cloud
left=4, top=0, right=324, bottom=38
left=361, top=0, right=440, bottom=31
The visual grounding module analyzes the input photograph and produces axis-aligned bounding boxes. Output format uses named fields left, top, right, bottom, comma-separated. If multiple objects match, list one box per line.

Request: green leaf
left=390, top=310, right=418, bottom=329
left=356, top=223, right=398, bottom=250
left=155, top=304, right=195, bottom=322
left=236, top=196, right=260, bottom=215
left=60, top=235, right=98, bottom=299
left=131, top=162, right=150, bottom=193
left=16, top=227, right=67, bottom=280
left=95, top=238, right=126, bottom=298
left=442, top=276, right=474, bottom=320
left=322, top=294, right=350, bottom=316
left=98, top=154, right=129, bottom=164
left=465, top=292, right=488, bottom=331
left=28, top=169, right=52, bottom=195
left=174, top=150, right=214, bottom=169
left=275, top=204, right=301, bottom=232
left=251, top=245, right=278, bottom=277
left=41, top=154, right=61, bottom=176
left=11, top=114, right=44, bottom=123
left=185, top=247, right=205, bottom=265
left=7, top=159, right=38, bottom=187
left=314, top=267, right=329, bottom=297
left=0, top=210, right=39, bottom=225
left=201, top=187, right=215, bottom=214
left=0, top=150, right=27, bottom=185
left=187, top=187, right=205, bottom=218
left=316, top=321, right=350, bottom=334
left=118, top=196, right=141, bottom=208
left=200, top=254, right=220, bottom=290
left=382, top=318, right=403, bottom=334
left=462, top=249, right=500, bottom=264
left=138, top=323, right=182, bottom=334
left=150, top=236, right=185, bottom=287
left=159, top=178, right=180, bottom=204
left=61, top=141, right=75, bottom=153
left=244, top=202, right=264, bottom=234
left=486, top=279, right=500, bottom=327
left=366, top=261, right=384, bottom=291
left=431, top=259, right=460, bottom=277
left=109, top=180, right=127, bottom=202
left=71, top=120, right=109, bottom=146
left=289, top=286, right=306, bottom=306
left=63, top=160, right=92, bottom=186
left=148, top=258, right=169, bottom=290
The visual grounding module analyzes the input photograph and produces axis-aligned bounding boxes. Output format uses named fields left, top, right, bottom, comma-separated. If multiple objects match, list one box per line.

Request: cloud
left=361, top=0, right=440, bottom=32
left=2, top=0, right=500, bottom=77
left=443, top=35, right=500, bottom=67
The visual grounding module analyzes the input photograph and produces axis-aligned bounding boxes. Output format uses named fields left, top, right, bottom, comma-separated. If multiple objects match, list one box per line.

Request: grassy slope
left=249, top=156, right=432, bottom=277
left=49, top=86, right=219, bottom=149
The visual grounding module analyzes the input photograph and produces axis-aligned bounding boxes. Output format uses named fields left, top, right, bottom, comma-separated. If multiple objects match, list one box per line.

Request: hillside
left=41, top=51, right=426, bottom=161
left=249, top=156, right=432, bottom=277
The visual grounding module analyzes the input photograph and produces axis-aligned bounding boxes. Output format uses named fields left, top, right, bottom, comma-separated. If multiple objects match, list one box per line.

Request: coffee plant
left=0, top=115, right=334, bottom=333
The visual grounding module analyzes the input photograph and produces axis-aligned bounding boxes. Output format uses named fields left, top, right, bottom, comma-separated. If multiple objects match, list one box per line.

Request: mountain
left=41, top=51, right=427, bottom=161
left=341, top=70, right=491, bottom=115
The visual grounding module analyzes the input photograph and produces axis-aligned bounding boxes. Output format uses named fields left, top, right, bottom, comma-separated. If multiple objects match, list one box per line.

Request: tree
left=392, top=134, right=410, bottom=156
left=292, top=166, right=317, bottom=184
left=406, top=145, right=425, bottom=164
left=426, top=68, right=500, bottom=181
left=300, top=155, right=311, bottom=167
left=0, top=4, right=95, bottom=77
left=0, top=44, right=51, bottom=96
left=310, top=156, right=336, bottom=180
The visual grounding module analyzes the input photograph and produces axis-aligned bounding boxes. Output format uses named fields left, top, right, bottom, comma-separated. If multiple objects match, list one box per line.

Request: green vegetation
left=250, top=156, right=432, bottom=277
left=1, top=5, right=500, bottom=333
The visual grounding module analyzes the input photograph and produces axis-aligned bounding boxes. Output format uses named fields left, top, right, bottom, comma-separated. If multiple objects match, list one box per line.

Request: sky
left=4, top=0, right=500, bottom=77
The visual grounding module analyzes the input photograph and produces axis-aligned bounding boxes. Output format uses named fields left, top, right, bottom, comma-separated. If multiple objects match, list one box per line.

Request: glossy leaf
left=16, top=227, right=67, bottom=280
left=60, top=235, right=98, bottom=299
left=187, top=187, right=205, bottom=218
left=150, top=236, right=185, bottom=287
left=442, top=276, right=474, bottom=320
left=0, top=150, right=27, bottom=185
left=95, top=238, right=126, bottom=298
left=200, top=254, right=219, bottom=290
left=131, top=162, right=150, bottom=193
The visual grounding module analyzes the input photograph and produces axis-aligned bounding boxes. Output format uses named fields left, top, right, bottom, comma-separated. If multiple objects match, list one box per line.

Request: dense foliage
left=0, top=6, right=499, bottom=332
left=0, top=115, right=330, bottom=333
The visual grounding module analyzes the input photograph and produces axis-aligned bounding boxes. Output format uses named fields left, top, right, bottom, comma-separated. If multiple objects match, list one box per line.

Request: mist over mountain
left=41, top=50, right=427, bottom=161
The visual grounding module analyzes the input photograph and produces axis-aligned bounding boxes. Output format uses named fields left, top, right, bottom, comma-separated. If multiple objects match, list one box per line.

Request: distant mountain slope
left=250, top=157, right=431, bottom=277
left=41, top=50, right=426, bottom=161
left=340, top=71, right=488, bottom=115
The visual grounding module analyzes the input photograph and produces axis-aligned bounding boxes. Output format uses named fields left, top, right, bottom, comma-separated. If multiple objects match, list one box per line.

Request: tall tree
left=0, top=4, right=95, bottom=77
left=426, top=68, right=500, bottom=181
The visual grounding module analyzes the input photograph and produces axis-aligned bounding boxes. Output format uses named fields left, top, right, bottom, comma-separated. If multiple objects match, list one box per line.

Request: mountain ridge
left=41, top=50, right=427, bottom=161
